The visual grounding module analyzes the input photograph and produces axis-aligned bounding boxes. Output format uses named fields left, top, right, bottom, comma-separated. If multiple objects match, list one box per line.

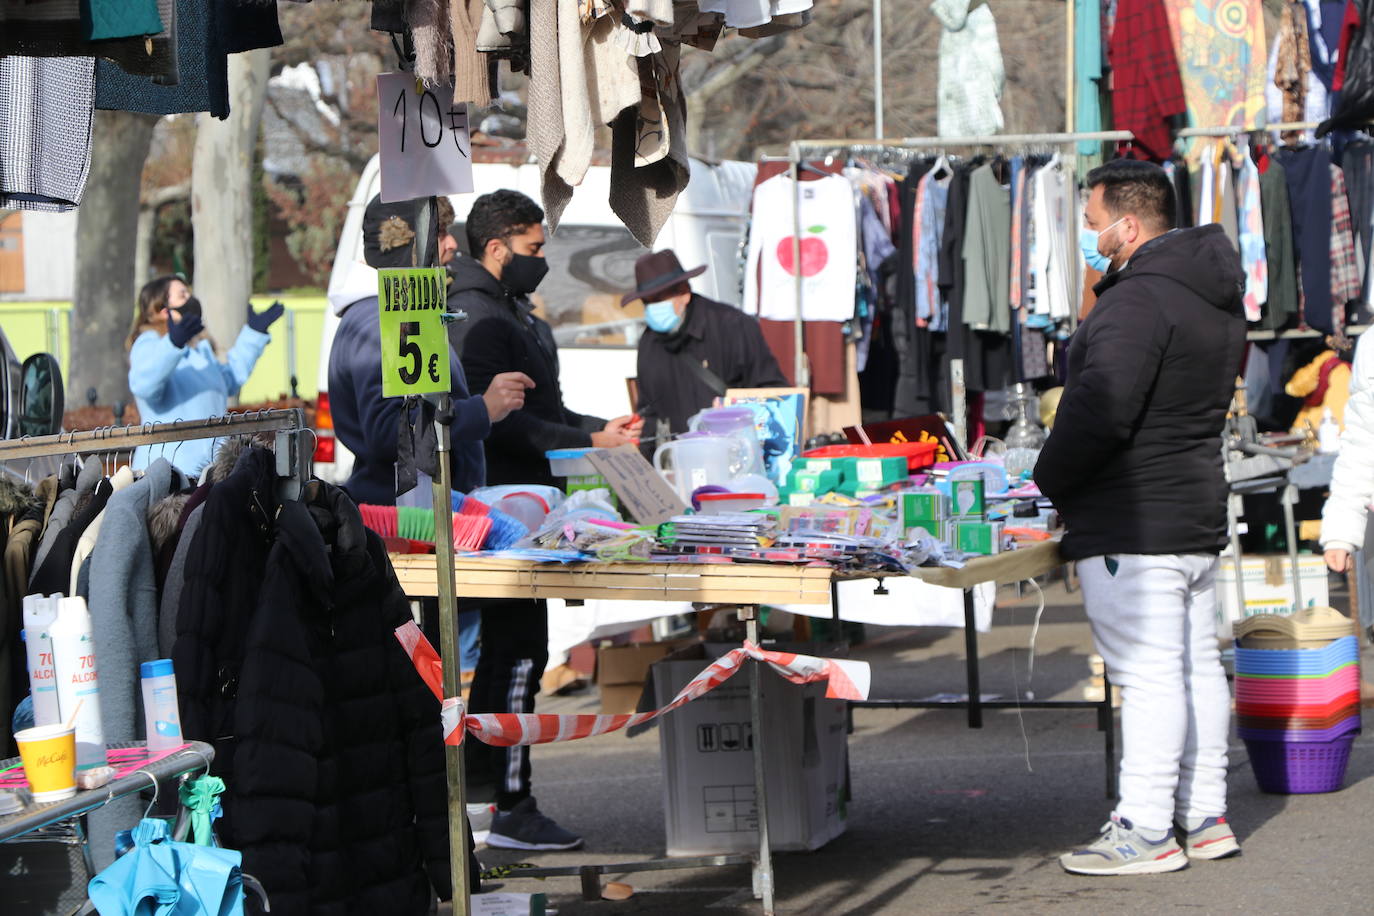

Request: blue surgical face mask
left=645, top=300, right=684, bottom=334
left=1080, top=218, right=1126, bottom=273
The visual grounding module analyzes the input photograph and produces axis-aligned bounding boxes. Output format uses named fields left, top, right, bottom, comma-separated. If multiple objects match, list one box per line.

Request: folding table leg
left=737, top=605, right=775, bottom=915
left=962, top=589, right=983, bottom=728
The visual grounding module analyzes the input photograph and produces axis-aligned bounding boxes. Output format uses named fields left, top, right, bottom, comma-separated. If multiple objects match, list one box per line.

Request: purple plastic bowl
left=1238, top=716, right=1362, bottom=744
left=1245, top=734, right=1356, bottom=794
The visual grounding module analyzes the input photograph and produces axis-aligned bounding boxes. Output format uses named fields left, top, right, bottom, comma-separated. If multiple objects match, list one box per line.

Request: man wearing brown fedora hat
left=624, top=249, right=786, bottom=443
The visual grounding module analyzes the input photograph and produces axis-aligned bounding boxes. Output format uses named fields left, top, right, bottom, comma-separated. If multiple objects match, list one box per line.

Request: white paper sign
left=376, top=72, right=474, bottom=203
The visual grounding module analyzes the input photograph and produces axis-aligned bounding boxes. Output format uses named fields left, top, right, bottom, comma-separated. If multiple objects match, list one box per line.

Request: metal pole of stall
left=1228, top=493, right=1248, bottom=626
left=1065, top=0, right=1075, bottom=143
left=873, top=0, right=884, bottom=139
left=739, top=605, right=775, bottom=915
left=787, top=141, right=808, bottom=389
left=1282, top=483, right=1304, bottom=611
left=430, top=393, right=472, bottom=915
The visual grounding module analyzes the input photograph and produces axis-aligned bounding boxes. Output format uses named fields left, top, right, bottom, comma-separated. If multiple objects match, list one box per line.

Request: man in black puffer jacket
left=1035, top=161, right=1246, bottom=877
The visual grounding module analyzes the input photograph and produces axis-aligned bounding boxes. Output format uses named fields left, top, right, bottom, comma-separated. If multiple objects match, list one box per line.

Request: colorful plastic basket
left=1245, top=734, right=1356, bottom=794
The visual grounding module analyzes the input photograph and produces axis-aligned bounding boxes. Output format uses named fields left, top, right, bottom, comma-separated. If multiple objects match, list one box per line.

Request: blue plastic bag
left=88, top=818, right=243, bottom=916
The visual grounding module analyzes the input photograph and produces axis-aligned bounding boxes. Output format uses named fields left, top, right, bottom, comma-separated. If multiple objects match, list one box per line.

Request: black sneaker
left=486, top=797, right=584, bottom=851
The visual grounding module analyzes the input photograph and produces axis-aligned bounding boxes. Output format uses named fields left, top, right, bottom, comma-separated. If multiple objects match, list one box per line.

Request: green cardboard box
left=955, top=520, right=1003, bottom=555
left=789, top=468, right=844, bottom=493
left=795, top=456, right=859, bottom=478
left=950, top=479, right=986, bottom=519
left=905, top=520, right=946, bottom=543
left=852, top=456, right=906, bottom=489
left=901, top=491, right=946, bottom=527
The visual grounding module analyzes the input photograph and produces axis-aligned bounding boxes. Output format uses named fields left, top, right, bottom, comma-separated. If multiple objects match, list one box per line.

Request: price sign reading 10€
left=378, top=268, right=451, bottom=398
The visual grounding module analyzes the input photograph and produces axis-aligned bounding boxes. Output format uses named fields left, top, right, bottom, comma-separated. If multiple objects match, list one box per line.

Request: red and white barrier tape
left=396, top=622, right=870, bottom=747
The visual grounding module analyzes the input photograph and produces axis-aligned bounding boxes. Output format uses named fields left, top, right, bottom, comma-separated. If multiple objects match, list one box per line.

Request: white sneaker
left=1059, top=815, right=1188, bottom=876
left=466, top=801, right=495, bottom=847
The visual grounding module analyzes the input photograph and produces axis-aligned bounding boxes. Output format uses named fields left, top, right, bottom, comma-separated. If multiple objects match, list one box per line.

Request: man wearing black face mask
left=453, top=190, right=639, bottom=852
left=454, top=189, right=640, bottom=485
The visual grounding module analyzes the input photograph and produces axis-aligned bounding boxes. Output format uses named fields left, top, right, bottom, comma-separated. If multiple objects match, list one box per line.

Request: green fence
left=0, top=297, right=328, bottom=404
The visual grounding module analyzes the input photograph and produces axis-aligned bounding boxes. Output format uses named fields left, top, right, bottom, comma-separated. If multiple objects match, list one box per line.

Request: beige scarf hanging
left=451, top=0, right=493, bottom=108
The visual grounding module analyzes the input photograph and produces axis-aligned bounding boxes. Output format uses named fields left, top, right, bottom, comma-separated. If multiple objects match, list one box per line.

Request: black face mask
left=172, top=297, right=202, bottom=321
left=501, top=251, right=549, bottom=295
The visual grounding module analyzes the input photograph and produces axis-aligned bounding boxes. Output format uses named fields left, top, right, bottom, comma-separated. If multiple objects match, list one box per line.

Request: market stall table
left=391, top=542, right=1109, bottom=912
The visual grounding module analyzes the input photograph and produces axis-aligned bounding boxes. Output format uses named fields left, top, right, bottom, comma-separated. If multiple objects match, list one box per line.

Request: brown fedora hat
left=620, top=249, right=707, bottom=306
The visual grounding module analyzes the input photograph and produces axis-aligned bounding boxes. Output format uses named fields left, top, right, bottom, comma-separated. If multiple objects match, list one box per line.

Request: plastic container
left=495, top=493, right=551, bottom=533
left=546, top=448, right=613, bottom=503
left=1245, top=734, right=1355, bottom=793
left=696, top=492, right=768, bottom=515
left=1238, top=717, right=1362, bottom=743
left=22, top=594, right=60, bottom=727
left=140, top=659, right=183, bottom=752
left=1233, top=636, right=1359, bottom=676
left=654, top=436, right=750, bottom=504
left=1234, top=605, right=1354, bottom=649
left=50, top=597, right=104, bottom=770
left=802, top=441, right=939, bottom=472
left=690, top=407, right=764, bottom=475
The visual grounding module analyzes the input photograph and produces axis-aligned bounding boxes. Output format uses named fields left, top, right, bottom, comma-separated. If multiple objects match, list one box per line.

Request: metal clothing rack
left=0, top=409, right=311, bottom=497
left=776, top=120, right=1366, bottom=442
left=784, top=130, right=1118, bottom=443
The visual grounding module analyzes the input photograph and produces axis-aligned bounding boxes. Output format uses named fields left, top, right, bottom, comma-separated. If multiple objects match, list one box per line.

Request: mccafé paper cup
left=14, top=724, right=77, bottom=802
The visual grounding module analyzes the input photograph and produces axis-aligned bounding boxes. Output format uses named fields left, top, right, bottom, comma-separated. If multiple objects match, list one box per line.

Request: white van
left=314, top=153, right=757, bottom=483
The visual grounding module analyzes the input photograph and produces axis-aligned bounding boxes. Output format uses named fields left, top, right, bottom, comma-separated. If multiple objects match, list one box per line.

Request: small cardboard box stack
left=596, top=642, right=683, bottom=714
left=653, top=647, right=849, bottom=856
left=900, top=480, right=1002, bottom=554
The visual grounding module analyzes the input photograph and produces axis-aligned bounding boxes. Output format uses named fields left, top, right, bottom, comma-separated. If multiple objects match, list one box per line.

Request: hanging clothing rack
left=1175, top=121, right=1322, bottom=138
left=0, top=408, right=311, bottom=497
left=772, top=122, right=1373, bottom=437
left=779, top=131, right=1116, bottom=428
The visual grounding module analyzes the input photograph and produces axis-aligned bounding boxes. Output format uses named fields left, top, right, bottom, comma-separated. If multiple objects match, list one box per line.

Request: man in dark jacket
left=454, top=190, right=640, bottom=486
left=1035, top=160, right=1246, bottom=876
left=622, top=249, right=787, bottom=442
left=456, top=190, right=637, bottom=851
left=327, top=194, right=531, bottom=507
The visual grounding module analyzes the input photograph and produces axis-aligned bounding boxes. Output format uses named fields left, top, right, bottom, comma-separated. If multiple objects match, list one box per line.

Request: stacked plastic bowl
left=1234, top=607, right=1360, bottom=794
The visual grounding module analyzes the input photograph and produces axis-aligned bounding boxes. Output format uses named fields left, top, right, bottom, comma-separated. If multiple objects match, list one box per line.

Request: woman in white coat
left=1321, top=333, right=1374, bottom=571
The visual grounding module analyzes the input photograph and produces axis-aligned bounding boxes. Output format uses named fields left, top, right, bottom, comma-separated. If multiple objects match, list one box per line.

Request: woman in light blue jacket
left=125, top=275, right=282, bottom=477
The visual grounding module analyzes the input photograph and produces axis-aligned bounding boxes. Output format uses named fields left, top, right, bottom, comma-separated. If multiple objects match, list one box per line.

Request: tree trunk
left=72, top=110, right=159, bottom=411
left=191, top=49, right=271, bottom=349
left=134, top=182, right=191, bottom=288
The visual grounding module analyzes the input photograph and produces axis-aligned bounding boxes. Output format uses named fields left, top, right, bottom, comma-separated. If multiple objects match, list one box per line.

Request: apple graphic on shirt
left=777, top=225, right=830, bottom=277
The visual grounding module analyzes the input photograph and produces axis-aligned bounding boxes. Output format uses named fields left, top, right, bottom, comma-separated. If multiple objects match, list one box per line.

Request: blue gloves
left=167, top=306, right=204, bottom=348
left=247, top=300, right=285, bottom=334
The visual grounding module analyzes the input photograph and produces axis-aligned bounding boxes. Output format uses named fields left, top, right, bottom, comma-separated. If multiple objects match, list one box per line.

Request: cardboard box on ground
left=596, top=641, right=691, bottom=714
left=653, top=645, right=849, bottom=856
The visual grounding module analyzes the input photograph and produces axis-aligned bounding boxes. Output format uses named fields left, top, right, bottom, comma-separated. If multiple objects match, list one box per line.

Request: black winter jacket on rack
left=173, top=446, right=276, bottom=760
left=1034, top=225, right=1246, bottom=561
left=172, top=448, right=455, bottom=913
left=229, top=481, right=450, bottom=913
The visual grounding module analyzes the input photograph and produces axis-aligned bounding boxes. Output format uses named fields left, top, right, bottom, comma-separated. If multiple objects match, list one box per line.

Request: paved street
left=461, top=576, right=1374, bottom=914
